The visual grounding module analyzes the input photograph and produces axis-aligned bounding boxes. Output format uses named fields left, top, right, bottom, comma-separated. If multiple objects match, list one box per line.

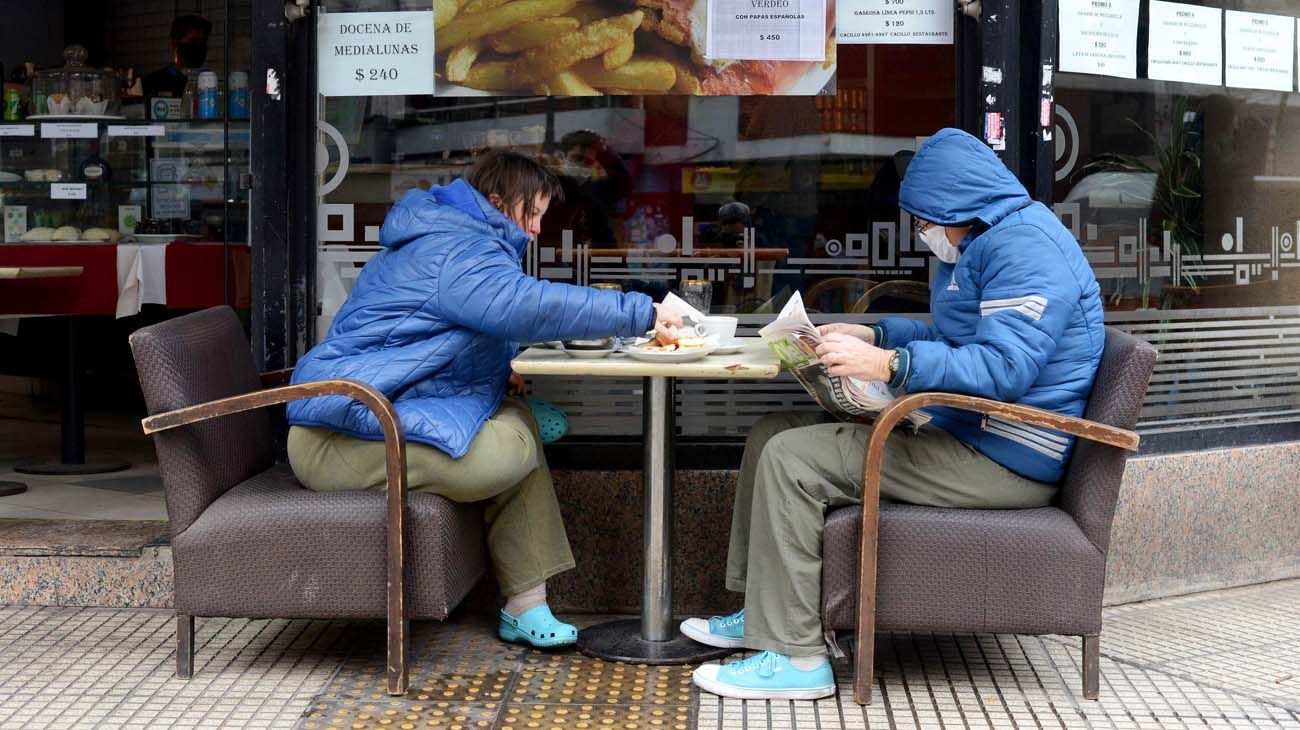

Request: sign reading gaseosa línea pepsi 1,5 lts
left=318, top=11, right=436, bottom=96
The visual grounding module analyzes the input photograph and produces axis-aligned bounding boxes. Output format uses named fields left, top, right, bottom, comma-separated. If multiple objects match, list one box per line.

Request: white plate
left=712, top=339, right=745, bottom=355
left=126, top=234, right=202, bottom=244
left=27, top=114, right=126, bottom=121
left=625, top=344, right=719, bottom=363
left=561, top=348, right=615, bottom=359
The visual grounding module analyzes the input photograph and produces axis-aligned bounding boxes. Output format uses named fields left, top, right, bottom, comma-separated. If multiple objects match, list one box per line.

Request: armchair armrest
left=140, top=379, right=411, bottom=696
left=851, top=392, right=1139, bottom=704
left=260, top=368, right=295, bottom=387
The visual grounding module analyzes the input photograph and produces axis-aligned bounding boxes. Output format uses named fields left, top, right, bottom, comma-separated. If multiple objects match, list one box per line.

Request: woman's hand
left=814, top=333, right=893, bottom=382
left=817, top=323, right=875, bottom=344
left=507, top=371, right=528, bottom=397
left=653, top=303, right=684, bottom=343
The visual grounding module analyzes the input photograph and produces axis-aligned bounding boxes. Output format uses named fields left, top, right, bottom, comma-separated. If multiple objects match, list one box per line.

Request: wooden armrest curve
left=260, top=368, right=295, bottom=387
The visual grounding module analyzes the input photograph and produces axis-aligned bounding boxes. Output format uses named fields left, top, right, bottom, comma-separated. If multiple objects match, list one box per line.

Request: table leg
left=576, top=375, right=734, bottom=665
left=15, top=318, right=129, bottom=476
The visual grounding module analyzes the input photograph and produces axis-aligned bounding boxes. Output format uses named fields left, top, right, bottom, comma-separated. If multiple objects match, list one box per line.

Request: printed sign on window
left=1147, top=2, right=1222, bottom=85
left=837, top=0, right=953, bottom=45
left=707, top=0, right=827, bottom=60
left=318, top=11, right=436, bottom=97
left=1224, top=10, right=1294, bottom=92
left=1058, top=0, right=1139, bottom=79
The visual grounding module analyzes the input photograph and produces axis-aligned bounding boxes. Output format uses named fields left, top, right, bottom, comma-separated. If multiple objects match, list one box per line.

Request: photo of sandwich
left=433, top=0, right=836, bottom=96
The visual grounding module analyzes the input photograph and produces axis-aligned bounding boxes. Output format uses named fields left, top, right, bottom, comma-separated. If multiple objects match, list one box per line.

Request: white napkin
left=115, top=244, right=143, bottom=318
left=140, top=244, right=167, bottom=306
left=659, top=291, right=707, bottom=325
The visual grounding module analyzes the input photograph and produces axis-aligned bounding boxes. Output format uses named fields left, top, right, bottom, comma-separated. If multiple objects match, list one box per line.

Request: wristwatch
left=887, top=350, right=900, bottom=380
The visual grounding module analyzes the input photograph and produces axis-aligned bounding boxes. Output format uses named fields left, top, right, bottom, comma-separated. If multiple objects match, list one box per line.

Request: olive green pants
left=287, top=398, right=575, bottom=597
left=727, top=412, right=1057, bottom=656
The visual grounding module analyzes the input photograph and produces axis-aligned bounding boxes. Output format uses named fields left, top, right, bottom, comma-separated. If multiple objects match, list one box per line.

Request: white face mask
left=560, top=160, right=593, bottom=184
left=919, top=225, right=960, bottom=264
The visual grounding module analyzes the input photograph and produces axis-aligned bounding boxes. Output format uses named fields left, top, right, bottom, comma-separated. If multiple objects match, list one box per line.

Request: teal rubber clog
left=498, top=605, right=578, bottom=648
left=526, top=399, right=569, bottom=444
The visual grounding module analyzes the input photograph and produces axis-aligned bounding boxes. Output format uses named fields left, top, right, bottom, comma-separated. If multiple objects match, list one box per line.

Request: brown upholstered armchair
left=128, top=307, right=486, bottom=695
left=821, top=327, right=1157, bottom=704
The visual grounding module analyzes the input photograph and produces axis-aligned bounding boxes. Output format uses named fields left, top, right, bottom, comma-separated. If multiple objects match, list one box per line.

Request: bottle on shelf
left=228, top=71, right=248, bottom=120
left=79, top=142, right=112, bottom=183
left=197, top=70, right=219, bottom=120
left=181, top=70, right=197, bottom=120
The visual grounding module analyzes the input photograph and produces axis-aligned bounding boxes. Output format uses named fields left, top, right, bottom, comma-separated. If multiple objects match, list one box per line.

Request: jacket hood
left=899, top=128, right=1031, bottom=230
left=378, top=179, right=532, bottom=255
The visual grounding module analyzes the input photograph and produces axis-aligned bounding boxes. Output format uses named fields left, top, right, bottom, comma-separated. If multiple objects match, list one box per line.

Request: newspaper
left=758, top=292, right=929, bottom=426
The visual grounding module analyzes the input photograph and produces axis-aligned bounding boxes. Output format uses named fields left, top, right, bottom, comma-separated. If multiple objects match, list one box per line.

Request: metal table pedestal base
left=577, top=619, right=735, bottom=665
left=0, top=481, right=27, bottom=497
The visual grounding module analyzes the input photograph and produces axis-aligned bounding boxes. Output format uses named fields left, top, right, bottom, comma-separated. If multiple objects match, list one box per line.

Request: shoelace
left=730, top=651, right=780, bottom=678
left=715, top=610, right=744, bottom=629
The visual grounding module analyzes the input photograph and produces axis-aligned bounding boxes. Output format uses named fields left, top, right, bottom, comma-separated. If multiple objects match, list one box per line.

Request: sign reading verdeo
left=838, top=0, right=952, bottom=45
left=318, top=11, right=435, bottom=97
left=707, top=0, right=827, bottom=61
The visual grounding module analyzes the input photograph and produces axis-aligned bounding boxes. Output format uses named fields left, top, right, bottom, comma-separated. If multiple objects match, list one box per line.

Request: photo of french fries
left=432, top=0, right=835, bottom=95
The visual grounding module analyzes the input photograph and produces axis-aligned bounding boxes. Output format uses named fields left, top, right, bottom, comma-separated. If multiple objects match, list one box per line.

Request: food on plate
left=81, top=227, right=121, bottom=242
left=638, top=333, right=709, bottom=352
left=433, top=0, right=834, bottom=95
left=20, top=227, right=55, bottom=242
left=51, top=226, right=81, bottom=241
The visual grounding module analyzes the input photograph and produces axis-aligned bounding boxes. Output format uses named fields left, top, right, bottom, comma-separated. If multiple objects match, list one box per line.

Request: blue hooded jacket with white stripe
left=287, top=180, right=655, bottom=458
left=879, top=128, right=1104, bottom=483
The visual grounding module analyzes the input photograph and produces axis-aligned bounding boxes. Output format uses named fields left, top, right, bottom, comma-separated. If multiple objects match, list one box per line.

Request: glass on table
left=678, top=279, right=712, bottom=316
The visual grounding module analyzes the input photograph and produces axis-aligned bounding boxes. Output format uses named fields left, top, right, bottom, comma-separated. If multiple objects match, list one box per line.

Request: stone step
left=0, top=519, right=173, bottom=608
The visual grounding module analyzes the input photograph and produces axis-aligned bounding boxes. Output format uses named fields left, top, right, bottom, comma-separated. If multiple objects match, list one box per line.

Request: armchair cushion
left=823, top=503, right=1104, bottom=636
left=171, top=465, right=486, bottom=621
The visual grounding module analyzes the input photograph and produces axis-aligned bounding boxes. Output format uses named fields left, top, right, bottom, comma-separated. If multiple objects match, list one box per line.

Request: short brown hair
left=464, top=150, right=564, bottom=221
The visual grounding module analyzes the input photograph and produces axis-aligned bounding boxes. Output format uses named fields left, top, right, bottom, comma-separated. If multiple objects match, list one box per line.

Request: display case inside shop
left=0, top=119, right=249, bottom=245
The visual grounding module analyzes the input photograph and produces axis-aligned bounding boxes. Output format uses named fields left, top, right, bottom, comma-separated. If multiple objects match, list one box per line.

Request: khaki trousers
left=726, top=412, right=1057, bottom=656
left=287, top=398, right=575, bottom=596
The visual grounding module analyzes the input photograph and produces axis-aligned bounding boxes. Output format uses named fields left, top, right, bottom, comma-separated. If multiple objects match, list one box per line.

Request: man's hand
left=814, top=333, right=893, bottom=382
left=652, top=303, right=685, bottom=343
left=507, top=371, right=528, bottom=397
left=817, top=323, right=875, bottom=343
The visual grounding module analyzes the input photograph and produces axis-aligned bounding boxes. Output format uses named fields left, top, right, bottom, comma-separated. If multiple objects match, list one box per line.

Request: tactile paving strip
left=299, top=699, right=499, bottom=729
left=511, top=655, right=695, bottom=705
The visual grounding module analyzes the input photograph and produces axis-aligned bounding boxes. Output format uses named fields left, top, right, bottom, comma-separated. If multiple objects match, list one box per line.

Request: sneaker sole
left=693, top=672, right=834, bottom=701
left=680, top=621, right=746, bottom=649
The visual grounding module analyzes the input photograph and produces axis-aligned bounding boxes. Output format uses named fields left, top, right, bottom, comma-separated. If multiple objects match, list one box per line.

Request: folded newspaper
left=758, top=292, right=930, bottom=427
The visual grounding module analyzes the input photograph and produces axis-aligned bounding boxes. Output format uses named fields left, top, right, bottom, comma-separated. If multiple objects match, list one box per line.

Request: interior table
left=512, top=338, right=781, bottom=664
left=0, top=266, right=90, bottom=491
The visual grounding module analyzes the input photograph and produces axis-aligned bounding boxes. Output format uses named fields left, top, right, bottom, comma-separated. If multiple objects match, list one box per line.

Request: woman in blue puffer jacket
left=286, top=150, right=680, bottom=649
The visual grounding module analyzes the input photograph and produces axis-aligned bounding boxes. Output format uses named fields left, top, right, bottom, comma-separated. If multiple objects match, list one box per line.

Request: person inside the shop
left=700, top=201, right=752, bottom=248
left=285, top=150, right=682, bottom=650
left=142, top=14, right=212, bottom=99
left=683, top=128, right=1105, bottom=700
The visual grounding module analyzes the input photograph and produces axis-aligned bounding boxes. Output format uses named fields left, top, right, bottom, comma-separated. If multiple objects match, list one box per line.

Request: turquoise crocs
left=692, top=651, right=835, bottom=700
left=526, top=399, right=569, bottom=444
left=498, top=605, right=578, bottom=648
left=680, top=609, right=745, bottom=649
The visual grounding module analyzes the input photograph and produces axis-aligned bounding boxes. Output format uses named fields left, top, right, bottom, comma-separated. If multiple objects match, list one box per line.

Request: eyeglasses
left=912, top=218, right=935, bottom=235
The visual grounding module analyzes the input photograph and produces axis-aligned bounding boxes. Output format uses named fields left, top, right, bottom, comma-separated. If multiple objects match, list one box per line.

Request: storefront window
left=316, top=0, right=954, bottom=437
left=1052, top=0, right=1300, bottom=446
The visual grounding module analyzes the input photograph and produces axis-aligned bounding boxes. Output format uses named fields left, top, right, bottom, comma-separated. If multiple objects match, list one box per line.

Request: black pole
left=62, top=318, right=85, bottom=465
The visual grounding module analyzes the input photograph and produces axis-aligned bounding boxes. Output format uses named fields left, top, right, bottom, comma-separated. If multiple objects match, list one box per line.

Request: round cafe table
left=0, top=266, right=89, bottom=495
left=512, top=338, right=781, bottom=663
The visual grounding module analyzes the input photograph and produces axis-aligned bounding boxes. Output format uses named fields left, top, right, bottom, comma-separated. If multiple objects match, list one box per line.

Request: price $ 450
left=355, top=67, right=399, bottom=82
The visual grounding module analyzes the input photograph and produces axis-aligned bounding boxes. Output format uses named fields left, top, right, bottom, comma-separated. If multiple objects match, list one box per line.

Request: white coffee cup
left=697, top=315, right=738, bottom=343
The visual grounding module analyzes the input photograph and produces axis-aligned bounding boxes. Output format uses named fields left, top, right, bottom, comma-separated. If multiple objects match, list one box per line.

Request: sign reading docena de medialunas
left=318, top=11, right=436, bottom=97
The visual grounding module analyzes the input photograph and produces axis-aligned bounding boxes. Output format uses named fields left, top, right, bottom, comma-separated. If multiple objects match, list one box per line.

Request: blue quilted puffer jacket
left=877, top=128, right=1104, bottom=483
left=288, top=180, right=655, bottom=458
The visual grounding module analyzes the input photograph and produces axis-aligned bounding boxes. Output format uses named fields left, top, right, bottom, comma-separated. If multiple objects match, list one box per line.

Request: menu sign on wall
left=317, top=11, right=436, bottom=97
left=707, top=0, right=827, bottom=60
left=1147, top=1, right=1222, bottom=85
left=1224, top=10, right=1294, bottom=92
left=837, top=0, right=953, bottom=45
left=1058, top=0, right=1139, bottom=79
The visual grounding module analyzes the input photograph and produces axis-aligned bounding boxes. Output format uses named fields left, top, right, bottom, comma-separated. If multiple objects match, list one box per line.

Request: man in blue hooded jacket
left=686, top=129, right=1105, bottom=700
